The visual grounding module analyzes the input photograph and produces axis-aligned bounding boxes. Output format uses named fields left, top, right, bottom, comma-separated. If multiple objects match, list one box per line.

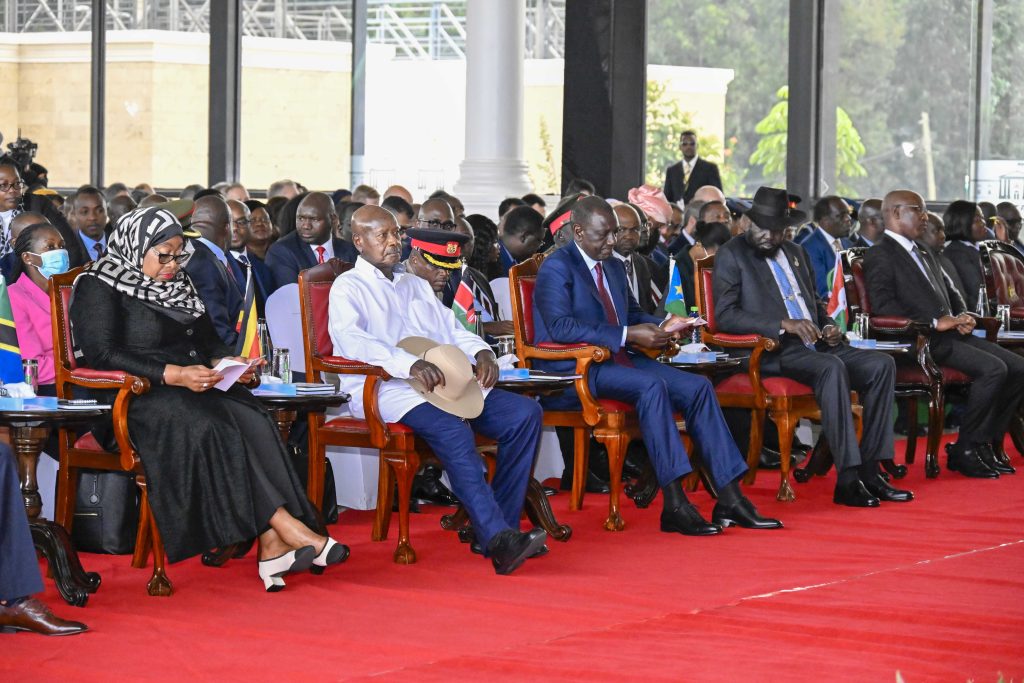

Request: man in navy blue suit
left=0, top=445, right=87, bottom=635
left=533, top=196, right=782, bottom=535
left=183, top=193, right=244, bottom=348
left=265, top=192, right=358, bottom=291
left=795, top=196, right=854, bottom=299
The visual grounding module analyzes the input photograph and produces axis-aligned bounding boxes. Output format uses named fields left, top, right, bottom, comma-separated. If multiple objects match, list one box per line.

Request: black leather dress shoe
left=862, top=474, right=914, bottom=502
left=660, top=503, right=723, bottom=536
left=979, top=444, right=1015, bottom=475
left=487, top=528, right=548, bottom=575
left=833, top=479, right=880, bottom=507
left=471, top=538, right=548, bottom=558
left=0, top=598, right=87, bottom=636
left=946, top=445, right=1000, bottom=479
left=411, top=465, right=460, bottom=506
left=711, top=497, right=783, bottom=529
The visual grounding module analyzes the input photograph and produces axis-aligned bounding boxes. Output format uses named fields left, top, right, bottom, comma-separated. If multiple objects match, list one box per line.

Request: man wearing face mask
left=7, top=223, right=71, bottom=396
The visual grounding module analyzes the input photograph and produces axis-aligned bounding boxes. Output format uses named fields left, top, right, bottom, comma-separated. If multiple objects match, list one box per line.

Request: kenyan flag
left=826, top=252, right=848, bottom=332
left=452, top=279, right=478, bottom=331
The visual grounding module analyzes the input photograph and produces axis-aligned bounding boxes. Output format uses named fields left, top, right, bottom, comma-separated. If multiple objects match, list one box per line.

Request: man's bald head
left=192, top=194, right=231, bottom=249
left=417, top=197, right=456, bottom=228
left=351, top=205, right=402, bottom=275
left=10, top=212, right=48, bottom=241
left=692, top=185, right=726, bottom=204
left=296, top=192, right=338, bottom=244
left=612, top=203, right=643, bottom=256
left=383, top=185, right=413, bottom=204
left=882, top=190, right=927, bottom=240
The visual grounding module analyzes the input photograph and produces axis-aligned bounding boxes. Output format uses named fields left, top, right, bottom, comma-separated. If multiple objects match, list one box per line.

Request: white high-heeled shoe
left=310, top=537, right=350, bottom=574
left=258, top=545, right=315, bottom=591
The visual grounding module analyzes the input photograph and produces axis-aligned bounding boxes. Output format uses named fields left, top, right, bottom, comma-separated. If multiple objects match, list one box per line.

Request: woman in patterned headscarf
left=70, top=206, right=348, bottom=592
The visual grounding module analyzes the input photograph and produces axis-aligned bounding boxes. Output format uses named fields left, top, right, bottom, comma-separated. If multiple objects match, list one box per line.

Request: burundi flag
left=826, top=251, right=848, bottom=332
left=664, top=257, right=687, bottom=316
left=452, top=278, right=478, bottom=332
left=0, top=275, right=22, bottom=383
left=234, top=267, right=261, bottom=359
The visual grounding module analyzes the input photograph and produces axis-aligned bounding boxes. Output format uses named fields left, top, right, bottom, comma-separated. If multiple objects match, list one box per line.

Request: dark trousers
left=931, top=334, right=1024, bottom=448
left=0, top=445, right=43, bottom=601
left=770, top=342, right=896, bottom=471
left=399, top=389, right=542, bottom=549
left=588, top=355, right=747, bottom=488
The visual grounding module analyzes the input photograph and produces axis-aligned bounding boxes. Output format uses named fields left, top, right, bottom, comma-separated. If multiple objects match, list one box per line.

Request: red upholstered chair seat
left=715, top=373, right=815, bottom=397
left=73, top=432, right=104, bottom=452
left=323, top=416, right=414, bottom=434
left=597, top=399, right=634, bottom=413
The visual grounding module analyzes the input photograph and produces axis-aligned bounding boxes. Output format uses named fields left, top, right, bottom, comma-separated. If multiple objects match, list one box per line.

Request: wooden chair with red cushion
left=49, top=268, right=169, bottom=596
left=299, top=258, right=442, bottom=564
left=980, top=240, right=1024, bottom=331
left=694, top=254, right=863, bottom=501
left=509, top=254, right=700, bottom=530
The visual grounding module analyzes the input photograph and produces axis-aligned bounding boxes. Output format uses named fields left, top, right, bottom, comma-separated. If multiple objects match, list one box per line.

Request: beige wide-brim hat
left=398, top=336, right=484, bottom=420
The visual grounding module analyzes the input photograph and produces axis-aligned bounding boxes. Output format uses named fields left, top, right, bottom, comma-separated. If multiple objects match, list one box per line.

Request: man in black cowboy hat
left=713, top=186, right=911, bottom=507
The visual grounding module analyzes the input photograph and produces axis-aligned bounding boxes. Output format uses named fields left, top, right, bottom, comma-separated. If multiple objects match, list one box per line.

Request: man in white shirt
left=328, top=207, right=548, bottom=574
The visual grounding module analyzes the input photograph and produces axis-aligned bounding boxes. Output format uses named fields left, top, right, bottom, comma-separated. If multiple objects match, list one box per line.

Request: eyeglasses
left=416, top=218, right=457, bottom=231
left=0, top=181, right=26, bottom=194
left=233, top=218, right=251, bottom=228
left=151, top=249, right=191, bottom=265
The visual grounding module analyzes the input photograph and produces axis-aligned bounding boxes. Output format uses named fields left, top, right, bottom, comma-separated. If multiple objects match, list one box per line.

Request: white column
left=453, top=0, right=532, bottom=219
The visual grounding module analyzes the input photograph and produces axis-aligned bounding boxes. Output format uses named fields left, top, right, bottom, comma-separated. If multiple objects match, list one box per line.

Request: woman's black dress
left=69, top=275, right=318, bottom=563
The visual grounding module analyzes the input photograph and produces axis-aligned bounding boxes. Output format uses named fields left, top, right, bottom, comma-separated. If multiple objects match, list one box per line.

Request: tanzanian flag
left=0, top=276, right=22, bottom=383
left=826, top=252, right=848, bottom=332
left=664, top=257, right=687, bottom=316
left=452, top=279, right=478, bottom=332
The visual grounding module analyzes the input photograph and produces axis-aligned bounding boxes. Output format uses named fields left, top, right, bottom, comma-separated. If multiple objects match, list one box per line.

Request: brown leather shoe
left=0, top=598, right=88, bottom=636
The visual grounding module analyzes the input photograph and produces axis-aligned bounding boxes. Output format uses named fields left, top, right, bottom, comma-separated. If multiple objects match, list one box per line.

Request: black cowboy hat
left=743, top=186, right=808, bottom=231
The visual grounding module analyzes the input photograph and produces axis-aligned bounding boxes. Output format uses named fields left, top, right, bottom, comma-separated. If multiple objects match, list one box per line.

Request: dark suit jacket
left=850, top=234, right=875, bottom=249
left=616, top=252, right=656, bottom=315
left=942, top=241, right=985, bottom=312
left=21, top=194, right=88, bottom=268
left=713, top=237, right=833, bottom=372
left=663, top=158, right=722, bottom=205
left=0, top=253, right=16, bottom=282
left=533, top=243, right=660, bottom=375
left=863, top=235, right=965, bottom=325
left=264, top=232, right=358, bottom=292
left=795, top=228, right=852, bottom=299
left=923, top=245, right=968, bottom=313
left=183, top=241, right=243, bottom=348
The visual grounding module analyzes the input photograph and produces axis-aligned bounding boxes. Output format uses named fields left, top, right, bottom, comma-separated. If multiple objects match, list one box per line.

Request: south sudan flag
left=0, top=275, right=23, bottom=383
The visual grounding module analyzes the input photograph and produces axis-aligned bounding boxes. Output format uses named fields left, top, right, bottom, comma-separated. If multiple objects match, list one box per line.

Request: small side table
left=1, top=404, right=109, bottom=607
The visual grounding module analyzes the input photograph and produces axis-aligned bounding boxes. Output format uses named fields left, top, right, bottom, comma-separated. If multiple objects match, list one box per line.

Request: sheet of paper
left=212, top=358, right=258, bottom=391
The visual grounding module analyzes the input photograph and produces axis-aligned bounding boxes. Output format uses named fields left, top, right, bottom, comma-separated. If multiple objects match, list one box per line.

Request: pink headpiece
left=627, top=185, right=673, bottom=224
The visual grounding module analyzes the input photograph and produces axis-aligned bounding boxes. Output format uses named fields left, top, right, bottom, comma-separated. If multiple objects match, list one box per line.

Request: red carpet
left=4, top=437, right=1024, bottom=682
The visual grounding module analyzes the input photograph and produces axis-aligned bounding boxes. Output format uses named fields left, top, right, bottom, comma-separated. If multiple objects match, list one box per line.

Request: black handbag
left=71, top=470, right=140, bottom=555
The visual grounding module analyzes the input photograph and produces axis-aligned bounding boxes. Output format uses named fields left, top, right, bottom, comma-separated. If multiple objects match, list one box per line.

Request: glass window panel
left=646, top=0, right=789, bottom=196
left=0, top=1, right=92, bottom=189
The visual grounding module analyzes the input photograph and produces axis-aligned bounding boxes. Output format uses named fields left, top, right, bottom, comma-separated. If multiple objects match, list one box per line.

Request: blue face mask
left=30, top=249, right=70, bottom=279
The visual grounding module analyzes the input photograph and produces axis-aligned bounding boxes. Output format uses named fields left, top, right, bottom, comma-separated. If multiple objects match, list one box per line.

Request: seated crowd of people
left=1, top=135, right=1022, bottom=637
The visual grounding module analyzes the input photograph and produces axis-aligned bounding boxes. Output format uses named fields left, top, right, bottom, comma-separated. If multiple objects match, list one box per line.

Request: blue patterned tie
left=768, top=258, right=806, bottom=320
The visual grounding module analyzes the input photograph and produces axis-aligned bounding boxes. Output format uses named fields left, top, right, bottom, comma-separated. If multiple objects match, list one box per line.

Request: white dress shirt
left=612, top=250, right=639, bottom=302
left=328, top=256, right=491, bottom=423
left=310, top=239, right=334, bottom=263
left=884, top=229, right=932, bottom=281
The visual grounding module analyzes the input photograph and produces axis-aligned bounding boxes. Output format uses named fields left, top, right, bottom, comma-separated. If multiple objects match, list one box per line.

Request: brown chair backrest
left=843, top=248, right=868, bottom=319
left=694, top=254, right=718, bottom=332
left=298, top=258, right=354, bottom=379
left=850, top=254, right=873, bottom=316
left=50, top=267, right=86, bottom=394
left=509, top=254, right=545, bottom=364
left=981, top=241, right=1024, bottom=308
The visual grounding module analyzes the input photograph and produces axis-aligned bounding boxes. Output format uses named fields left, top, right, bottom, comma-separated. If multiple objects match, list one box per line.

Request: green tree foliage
left=749, top=86, right=867, bottom=194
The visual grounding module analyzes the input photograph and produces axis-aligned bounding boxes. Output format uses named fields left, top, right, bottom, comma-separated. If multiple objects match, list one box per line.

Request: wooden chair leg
left=773, top=413, right=796, bottom=502
left=305, top=415, right=326, bottom=511
left=569, top=427, right=588, bottom=511
left=54, top=461, right=77, bottom=532
left=925, top=385, right=945, bottom=479
left=904, top=397, right=918, bottom=464
left=372, top=457, right=393, bottom=542
left=742, top=409, right=766, bottom=485
left=131, top=476, right=152, bottom=569
left=598, top=432, right=627, bottom=531
left=145, top=497, right=172, bottom=597
left=387, top=451, right=419, bottom=564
